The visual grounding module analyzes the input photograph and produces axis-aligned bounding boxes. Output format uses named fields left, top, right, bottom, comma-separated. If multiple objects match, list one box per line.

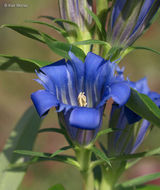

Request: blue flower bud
left=107, top=0, right=160, bottom=47
left=59, top=0, right=93, bottom=31
left=108, top=78, right=160, bottom=155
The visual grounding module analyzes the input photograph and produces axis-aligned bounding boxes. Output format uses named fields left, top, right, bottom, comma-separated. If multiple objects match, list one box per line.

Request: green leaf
left=86, top=8, right=103, bottom=33
left=11, top=152, right=79, bottom=168
left=137, top=185, right=160, bottom=190
left=50, top=146, right=72, bottom=158
left=38, top=16, right=65, bottom=28
left=38, top=128, right=65, bottom=135
left=131, top=46, right=160, bottom=56
left=0, top=106, right=42, bottom=190
left=48, top=184, right=65, bottom=190
left=117, top=185, right=160, bottom=190
left=26, top=20, right=68, bottom=37
left=94, top=128, right=118, bottom=143
left=43, top=34, right=86, bottom=61
left=0, top=54, right=51, bottom=72
left=52, top=18, right=78, bottom=28
left=91, top=147, right=111, bottom=166
left=15, top=146, right=72, bottom=158
left=126, top=89, right=160, bottom=127
left=73, top=39, right=111, bottom=48
left=126, top=146, right=160, bottom=169
left=97, top=128, right=118, bottom=138
left=117, top=172, right=160, bottom=188
left=1, top=24, right=56, bottom=43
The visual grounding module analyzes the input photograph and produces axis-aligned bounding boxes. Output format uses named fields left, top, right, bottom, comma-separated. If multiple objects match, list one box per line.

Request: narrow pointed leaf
left=50, top=146, right=72, bottom=158
left=12, top=152, right=79, bottom=168
left=15, top=146, right=72, bottom=159
left=86, top=8, right=102, bottom=33
left=38, top=16, right=64, bottom=28
left=52, top=18, right=78, bottom=28
left=26, top=20, right=68, bottom=37
left=126, top=89, right=160, bottom=127
left=91, top=147, right=111, bottom=166
left=0, top=106, right=42, bottom=190
left=117, top=172, right=160, bottom=188
left=38, top=128, right=65, bottom=134
left=0, top=54, right=51, bottom=72
left=1, top=24, right=56, bottom=43
left=43, top=34, right=86, bottom=61
left=132, top=46, right=160, bottom=56
left=127, top=147, right=160, bottom=169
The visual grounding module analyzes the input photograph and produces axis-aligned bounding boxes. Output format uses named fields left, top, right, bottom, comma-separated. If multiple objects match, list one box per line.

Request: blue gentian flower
left=107, top=0, right=160, bottom=47
left=108, top=77, right=160, bottom=155
left=31, top=52, right=130, bottom=145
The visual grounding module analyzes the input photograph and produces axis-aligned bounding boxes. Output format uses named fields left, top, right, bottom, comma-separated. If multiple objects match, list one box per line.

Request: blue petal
left=84, top=52, right=105, bottom=107
left=129, top=77, right=150, bottom=94
left=111, top=0, right=127, bottom=29
left=84, top=52, right=117, bottom=107
left=131, top=119, right=150, bottom=153
left=110, top=81, right=130, bottom=106
left=131, top=0, right=156, bottom=36
left=149, top=91, right=160, bottom=107
left=31, top=90, right=59, bottom=117
left=69, top=107, right=102, bottom=130
left=124, top=106, right=141, bottom=124
left=40, top=59, right=78, bottom=106
left=128, top=0, right=160, bottom=45
left=100, top=81, right=130, bottom=107
left=68, top=51, right=84, bottom=93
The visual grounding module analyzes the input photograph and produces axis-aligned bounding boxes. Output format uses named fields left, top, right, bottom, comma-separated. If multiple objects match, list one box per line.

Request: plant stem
left=99, top=166, right=113, bottom=190
left=74, top=146, right=94, bottom=190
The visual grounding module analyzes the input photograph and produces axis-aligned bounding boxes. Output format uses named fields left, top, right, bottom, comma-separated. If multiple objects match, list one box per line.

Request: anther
left=78, top=92, right=87, bottom=107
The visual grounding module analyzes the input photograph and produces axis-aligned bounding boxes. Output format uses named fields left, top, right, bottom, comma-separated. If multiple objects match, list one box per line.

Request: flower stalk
left=74, top=146, right=94, bottom=190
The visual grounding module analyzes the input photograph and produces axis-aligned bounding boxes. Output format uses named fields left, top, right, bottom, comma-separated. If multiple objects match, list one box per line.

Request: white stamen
left=78, top=92, right=87, bottom=107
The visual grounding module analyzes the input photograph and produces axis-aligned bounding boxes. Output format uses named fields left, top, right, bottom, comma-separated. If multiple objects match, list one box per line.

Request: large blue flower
left=107, top=0, right=160, bottom=47
left=31, top=52, right=130, bottom=145
left=108, top=77, right=160, bottom=155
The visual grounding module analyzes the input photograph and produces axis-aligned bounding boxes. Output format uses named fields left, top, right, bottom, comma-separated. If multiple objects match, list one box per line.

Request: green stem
left=100, top=161, right=126, bottom=190
left=74, top=146, right=94, bottom=190
left=99, top=166, right=113, bottom=190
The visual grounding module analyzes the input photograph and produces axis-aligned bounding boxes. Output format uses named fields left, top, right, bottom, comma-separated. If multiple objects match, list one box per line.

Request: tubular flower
left=108, top=77, right=160, bottom=155
left=107, top=0, right=160, bottom=47
left=58, top=0, right=93, bottom=32
left=31, top=52, right=130, bottom=145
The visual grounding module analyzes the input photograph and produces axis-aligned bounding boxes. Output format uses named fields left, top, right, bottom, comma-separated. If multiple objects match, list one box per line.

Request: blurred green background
left=0, top=0, right=160, bottom=189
